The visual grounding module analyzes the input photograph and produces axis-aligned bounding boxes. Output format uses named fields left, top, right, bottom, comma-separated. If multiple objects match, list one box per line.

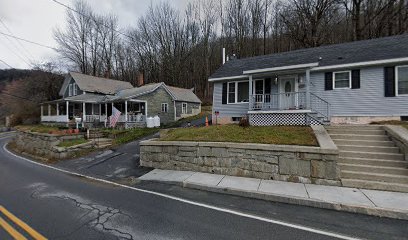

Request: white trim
left=161, top=103, right=169, bottom=113
left=208, top=75, right=247, bottom=82
left=182, top=102, right=188, bottom=114
left=248, top=110, right=312, bottom=114
left=333, top=71, right=351, bottom=89
left=395, top=65, right=408, bottom=96
left=312, top=57, right=408, bottom=71
left=68, top=84, right=73, bottom=96
left=227, top=80, right=251, bottom=104
left=243, top=62, right=319, bottom=75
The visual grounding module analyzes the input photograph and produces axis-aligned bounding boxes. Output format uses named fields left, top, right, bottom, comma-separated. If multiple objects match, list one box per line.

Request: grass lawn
left=16, top=124, right=60, bottom=133
left=57, top=138, right=88, bottom=147
left=160, top=125, right=318, bottom=146
left=106, top=128, right=158, bottom=145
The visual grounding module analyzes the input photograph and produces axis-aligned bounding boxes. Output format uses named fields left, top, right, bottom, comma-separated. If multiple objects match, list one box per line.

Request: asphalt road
left=0, top=133, right=407, bottom=240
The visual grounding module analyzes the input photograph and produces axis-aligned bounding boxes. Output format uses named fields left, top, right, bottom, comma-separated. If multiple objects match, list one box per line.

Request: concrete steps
left=327, top=125, right=408, bottom=192
left=92, top=138, right=113, bottom=148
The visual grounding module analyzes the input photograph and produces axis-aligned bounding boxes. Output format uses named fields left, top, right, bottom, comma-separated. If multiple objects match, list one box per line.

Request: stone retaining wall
left=140, top=127, right=340, bottom=185
left=384, top=125, right=408, bottom=161
left=13, top=130, right=93, bottom=160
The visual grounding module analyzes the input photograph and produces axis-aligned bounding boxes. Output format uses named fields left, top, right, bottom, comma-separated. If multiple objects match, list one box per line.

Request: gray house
left=41, top=72, right=201, bottom=127
left=209, top=34, right=408, bottom=125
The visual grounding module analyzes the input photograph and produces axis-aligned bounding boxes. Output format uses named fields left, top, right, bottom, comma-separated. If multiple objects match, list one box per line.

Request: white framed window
left=227, top=80, right=250, bottom=104
left=182, top=102, right=187, bottom=114
left=68, top=84, right=73, bottom=96
left=73, top=83, right=77, bottom=95
left=396, top=65, right=408, bottom=95
left=333, top=71, right=351, bottom=89
left=161, top=103, right=168, bottom=113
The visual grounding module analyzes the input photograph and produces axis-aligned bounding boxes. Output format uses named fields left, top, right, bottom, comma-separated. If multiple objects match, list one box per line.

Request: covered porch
left=243, top=63, right=330, bottom=125
left=41, top=95, right=147, bottom=128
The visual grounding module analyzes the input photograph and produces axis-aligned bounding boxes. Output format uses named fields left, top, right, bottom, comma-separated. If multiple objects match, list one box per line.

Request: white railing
left=127, top=114, right=145, bottom=122
left=250, top=92, right=307, bottom=110
left=41, top=115, right=68, bottom=122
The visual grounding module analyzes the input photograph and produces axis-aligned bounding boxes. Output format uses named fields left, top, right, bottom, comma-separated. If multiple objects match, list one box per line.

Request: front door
left=279, top=77, right=297, bottom=109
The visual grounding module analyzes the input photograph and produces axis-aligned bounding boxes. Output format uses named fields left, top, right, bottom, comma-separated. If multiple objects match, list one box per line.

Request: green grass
left=57, top=138, right=88, bottom=147
left=160, top=125, right=318, bottom=146
left=16, top=124, right=60, bottom=133
left=112, top=128, right=159, bottom=145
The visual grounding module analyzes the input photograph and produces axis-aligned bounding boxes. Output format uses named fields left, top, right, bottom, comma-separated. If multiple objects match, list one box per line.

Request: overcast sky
left=0, top=0, right=189, bottom=70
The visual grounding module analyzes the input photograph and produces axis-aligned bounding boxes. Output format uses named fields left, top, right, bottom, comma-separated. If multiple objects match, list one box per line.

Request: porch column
left=248, top=75, right=253, bottom=110
left=66, top=101, right=69, bottom=122
left=305, top=69, right=311, bottom=109
left=48, top=104, right=51, bottom=116
left=56, top=103, right=59, bottom=116
left=105, top=103, right=108, bottom=127
left=99, top=104, right=101, bottom=117
left=40, top=105, right=43, bottom=117
left=82, top=102, right=86, bottom=123
left=125, top=100, right=128, bottom=123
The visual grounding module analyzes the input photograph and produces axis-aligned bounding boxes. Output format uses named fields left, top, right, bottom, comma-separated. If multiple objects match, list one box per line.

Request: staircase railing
left=310, top=93, right=330, bottom=122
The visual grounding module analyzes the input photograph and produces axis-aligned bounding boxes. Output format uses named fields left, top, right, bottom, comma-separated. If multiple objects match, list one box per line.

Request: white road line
left=2, top=143, right=362, bottom=240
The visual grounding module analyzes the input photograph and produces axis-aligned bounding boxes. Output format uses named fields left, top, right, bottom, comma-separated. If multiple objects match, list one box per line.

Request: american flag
left=110, top=106, right=121, bottom=128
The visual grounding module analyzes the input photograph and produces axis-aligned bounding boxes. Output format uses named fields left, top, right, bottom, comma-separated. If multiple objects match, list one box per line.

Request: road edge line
left=2, top=142, right=363, bottom=240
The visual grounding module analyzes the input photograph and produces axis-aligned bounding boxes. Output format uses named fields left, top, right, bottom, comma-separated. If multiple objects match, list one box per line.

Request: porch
left=243, top=64, right=330, bottom=125
left=40, top=98, right=147, bottom=128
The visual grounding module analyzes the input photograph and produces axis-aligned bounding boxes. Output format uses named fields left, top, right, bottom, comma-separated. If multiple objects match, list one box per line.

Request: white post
left=105, top=103, right=108, bottom=127
left=99, top=104, right=101, bottom=118
left=66, top=101, right=69, bottom=122
left=306, top=69, right=311, bottom=109
left=125, top=101, right=128, bottom=126
left=40, top=105, right=43, bottom=117
left=82, top=102, right=86, bottom=124
left=56, top=103, right=59, bottom=116
left=248, top=75, right=253, bottom=110
left=48, top=104, right=51, bottom=116
left=91, top=103, right=94, bottom=115
left=222, top=48, right=226, bottom=64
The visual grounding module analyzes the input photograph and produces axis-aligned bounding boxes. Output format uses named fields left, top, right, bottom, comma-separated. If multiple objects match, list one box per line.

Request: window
left=73, top=83, right=77, bottom=95
left=397, top=66, right=408, bottom=95
left=227, top=81, right=250, bottom=103
left=68, top=84, right=73, bottom=96
left=182, top=103, right=187, bottom=114
left=161, top=103, right=168, bottom=113
left=232, top=117, right=242, bottom=122
left=333, top=71, right=351, bottom=89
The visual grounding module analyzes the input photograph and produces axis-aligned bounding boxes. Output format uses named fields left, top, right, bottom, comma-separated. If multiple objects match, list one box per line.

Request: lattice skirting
left=248, top=113, right=322, bottom=126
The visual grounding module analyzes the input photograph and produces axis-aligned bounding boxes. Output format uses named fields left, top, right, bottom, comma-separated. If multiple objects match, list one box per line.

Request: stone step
left=333, top=139, right=395, bottom=147
left=338, top=157, right=408, bottom=168
left=341, top=178, right=408, bottom=193
left=340, top=151, right=404, bottom=161
left=341, top=170, right=408, bottom=184
left=337, top=145, right=400, bottom=154
left=338, top=163, right=408, bottom=175
left=326, top=125, right=383, bottom=130
left=330, top=134, right=390, bottom=141
left=327, top=129, right=386, bottom=135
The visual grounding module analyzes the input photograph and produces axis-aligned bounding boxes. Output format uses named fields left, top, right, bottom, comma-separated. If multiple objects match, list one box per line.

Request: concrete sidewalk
left=139, top=169, right=408, bottom=220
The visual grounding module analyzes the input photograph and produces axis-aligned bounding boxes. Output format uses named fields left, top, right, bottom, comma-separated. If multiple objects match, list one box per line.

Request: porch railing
left=310, top=93, right=330, bottom=122
left=249, top=92, right=307, bottom=111
left=86, top=114, right=146, bottom=123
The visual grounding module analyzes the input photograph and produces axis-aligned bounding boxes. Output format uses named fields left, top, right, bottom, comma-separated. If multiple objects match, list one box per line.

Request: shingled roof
left=116, top=82, right=201, bottom=103
left=210, top=34, right=408, bottom=79
left=60, top=72, right=133, bottom=95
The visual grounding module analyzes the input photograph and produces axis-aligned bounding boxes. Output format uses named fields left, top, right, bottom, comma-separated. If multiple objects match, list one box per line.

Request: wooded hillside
left=53, top=0, right=408, bottom=102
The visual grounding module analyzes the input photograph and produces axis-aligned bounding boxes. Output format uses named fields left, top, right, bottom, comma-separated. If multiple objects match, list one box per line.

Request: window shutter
left=265, top=78, right=271, bottom=94
left=351, top=70, right=360, bottom=89
left=324, top=72, right=333, bottom=90
left=222, top=82, right=228, bottom=104
left=384, top=67, right=395, bottom=97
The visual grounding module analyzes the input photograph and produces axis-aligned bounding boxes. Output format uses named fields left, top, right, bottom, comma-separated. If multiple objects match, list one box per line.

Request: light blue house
left=209, top=34, right=408, bottom=125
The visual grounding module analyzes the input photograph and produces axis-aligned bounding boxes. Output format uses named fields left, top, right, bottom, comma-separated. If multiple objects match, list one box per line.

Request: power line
left=0, top=31, right=58, bottom=51
left=51, top=0, right=135, bottom=42
left=0, top=36, right=32, bottom=67
left=0, top=17, right=36, bottom=60
left=0, top=59, right=14, bottom=68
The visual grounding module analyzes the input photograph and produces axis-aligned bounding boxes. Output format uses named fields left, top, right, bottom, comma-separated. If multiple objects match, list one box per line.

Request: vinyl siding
left=213, top=81, right=249, bottom=119
left=311, top=66, right=408, bottom=116
left=63, top=77, right=83, bottom=98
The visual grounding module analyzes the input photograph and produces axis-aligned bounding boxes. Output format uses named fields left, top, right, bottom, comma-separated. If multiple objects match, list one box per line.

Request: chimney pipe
left=222, top=48, right=226, bottom=64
